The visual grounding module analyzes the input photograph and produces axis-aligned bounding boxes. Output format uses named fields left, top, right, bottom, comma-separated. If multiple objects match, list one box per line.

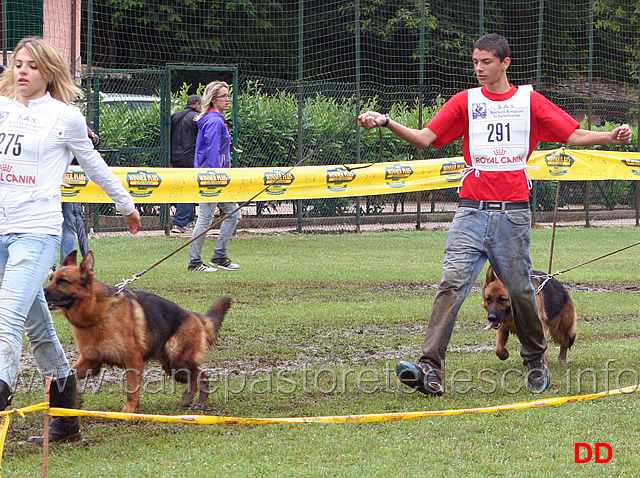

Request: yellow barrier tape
left=48, top=384, right=638, bottom=425
left=0, top=402, right=50, bottom=418
left=61, top=148, right=640, bottom=203
left=0, top=387, right=636, bottom=474
left=0, top=414, right=9, bottom=476
left=0, top=403, right=50, bottom=476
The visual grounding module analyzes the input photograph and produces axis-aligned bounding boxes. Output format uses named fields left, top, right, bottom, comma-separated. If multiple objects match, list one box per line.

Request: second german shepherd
left=44, top=251, right=232, bottom=413
left=481, top=265, right=576, bottom=362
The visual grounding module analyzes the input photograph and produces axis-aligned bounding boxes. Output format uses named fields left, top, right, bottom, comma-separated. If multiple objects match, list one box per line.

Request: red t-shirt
left=426, top=85, right=579, bottom=201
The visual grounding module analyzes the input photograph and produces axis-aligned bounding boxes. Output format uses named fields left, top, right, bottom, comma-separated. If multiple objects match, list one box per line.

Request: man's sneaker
left=525, top=355, right=551, bottom=393
left=395, top=361, right=444, bottom=396
left=188, top=264, right=217, bottom=272
left=209, top=257, right=240, bottom=271
left=171, top=225, right=186, bottom=234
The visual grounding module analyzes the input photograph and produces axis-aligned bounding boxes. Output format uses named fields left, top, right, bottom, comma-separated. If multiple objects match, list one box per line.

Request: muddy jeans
left=420, top=206, right=547, bottom=379
left=0, top=233, right=71, bottom=387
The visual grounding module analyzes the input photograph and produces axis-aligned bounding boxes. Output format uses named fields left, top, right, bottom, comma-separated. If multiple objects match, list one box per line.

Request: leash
left=540, top=176, right=638, bottom=294
left=531, top=241, right=640, bottom=294
left=115, top=115, right=384, bottom=293
left=341, top=125, right=384, bottom=171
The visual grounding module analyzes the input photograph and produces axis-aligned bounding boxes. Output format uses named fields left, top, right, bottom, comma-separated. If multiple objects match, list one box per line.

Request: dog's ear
left=79, top=251, right=95, bottom=275
left=485, top=264, right=497, bottom=283
left=62, top=250, right=78, bottom=267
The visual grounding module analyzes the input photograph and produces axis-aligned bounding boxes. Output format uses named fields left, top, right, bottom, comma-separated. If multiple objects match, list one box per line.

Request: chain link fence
left=4, top=1, right=639, bottom=232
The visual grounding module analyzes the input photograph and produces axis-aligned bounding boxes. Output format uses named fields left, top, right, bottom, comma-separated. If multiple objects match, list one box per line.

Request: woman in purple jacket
left=188, top=81, right=241, bottom=272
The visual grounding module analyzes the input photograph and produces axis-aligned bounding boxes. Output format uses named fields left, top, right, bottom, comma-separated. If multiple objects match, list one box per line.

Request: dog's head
left=481, top=265, right=512, bottom=331
left=44, top=250, right=96, bottom=311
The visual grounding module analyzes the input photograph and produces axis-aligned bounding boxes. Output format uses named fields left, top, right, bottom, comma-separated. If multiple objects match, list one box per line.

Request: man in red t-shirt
left=358, top=33, right=631, bottom=396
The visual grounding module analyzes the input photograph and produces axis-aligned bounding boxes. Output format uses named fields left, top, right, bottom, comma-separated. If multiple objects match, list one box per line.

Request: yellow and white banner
left=61, top=148, right=640, bottom=203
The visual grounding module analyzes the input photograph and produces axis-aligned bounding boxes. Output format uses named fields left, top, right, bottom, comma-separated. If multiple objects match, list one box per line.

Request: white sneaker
left=188, top=264, right=217, bottom=272
left=209, top=257, right=240, bottom=271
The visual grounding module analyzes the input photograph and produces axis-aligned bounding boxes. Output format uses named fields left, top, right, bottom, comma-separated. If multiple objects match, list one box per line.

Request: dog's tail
left=204, top=297, right=232, bottom=346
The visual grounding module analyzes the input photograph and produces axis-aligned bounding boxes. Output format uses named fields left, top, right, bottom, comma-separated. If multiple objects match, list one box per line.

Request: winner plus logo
left=263, top=170, right=294, bottom=196
left=385, top=164, right=413, bottom=189
left=440, top=160, right=466, bottom=183
left=61, top=169, right=89, bottom=198
left=621, top=158, right=640, bottom=176
left=126, top=170, right=162, bottom=198
left=197, top=170, right=231, bottom=198
left=544, top=150, right=574, bottom=177
left=326, top=167, right=355, bottom=192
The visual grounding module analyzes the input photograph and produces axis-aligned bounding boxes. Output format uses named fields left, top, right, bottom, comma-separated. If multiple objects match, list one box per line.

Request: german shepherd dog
left=481, top=265, right=576, bottom=362
left=44, top=251, right=231, bottom=413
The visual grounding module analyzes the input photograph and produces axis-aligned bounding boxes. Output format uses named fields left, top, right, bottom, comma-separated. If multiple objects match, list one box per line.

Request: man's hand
left=357, top=111, right=385, bottom=130
left=610, top=124, right=632, bottom=144
left=567, top=123, right=633, bottom=147
left=124, top=210, right=142, bottom=234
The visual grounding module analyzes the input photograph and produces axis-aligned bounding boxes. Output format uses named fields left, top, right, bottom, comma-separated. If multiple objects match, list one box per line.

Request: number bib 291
left=467, top=85, right=532, bottom=172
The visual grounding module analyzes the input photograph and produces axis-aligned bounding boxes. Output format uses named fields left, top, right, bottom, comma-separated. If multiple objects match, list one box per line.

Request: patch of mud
left=387, top=282, right=640, bottom=294
left=15, top=322, right=493, bottom=387
left=569, top=283, right=640, bottom=293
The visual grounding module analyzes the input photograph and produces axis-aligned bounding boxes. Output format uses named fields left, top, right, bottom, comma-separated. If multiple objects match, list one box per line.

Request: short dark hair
left=473, top=34, right=511, bottom=61
left=187, top=94, right=201, bottom=106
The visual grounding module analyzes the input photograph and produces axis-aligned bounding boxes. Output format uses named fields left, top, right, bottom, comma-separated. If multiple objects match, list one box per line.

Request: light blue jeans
left=0, top=233, right=71, bottom=387
left=52, top=202, right=89, bottom=269
left=420, top=206, right=547, bottom=377
left=188, top=202, right=241, bottom=267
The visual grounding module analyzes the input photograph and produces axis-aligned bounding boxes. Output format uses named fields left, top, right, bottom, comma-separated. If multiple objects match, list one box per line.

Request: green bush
left=96, top=80, right=457, bottom=171
left=96, top=100, right=162, bottom=167
left=235, top=80, right=454, bottom=169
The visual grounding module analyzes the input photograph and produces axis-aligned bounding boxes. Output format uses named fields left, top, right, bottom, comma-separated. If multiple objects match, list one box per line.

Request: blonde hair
left=195, top=81, right=229, bottom=121
left=0, top=36, right=80, bottom=104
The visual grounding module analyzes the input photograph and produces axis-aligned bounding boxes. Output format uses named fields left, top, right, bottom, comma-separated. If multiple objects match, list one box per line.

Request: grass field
left=3, top=227, right=639, bottom=477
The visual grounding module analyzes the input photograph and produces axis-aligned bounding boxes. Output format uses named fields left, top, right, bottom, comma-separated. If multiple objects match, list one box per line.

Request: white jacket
left=0, top=93, right=135, bottom=235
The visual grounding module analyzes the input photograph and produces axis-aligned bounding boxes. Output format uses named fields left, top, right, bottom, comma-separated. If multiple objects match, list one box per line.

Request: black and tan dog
left=481, top=265, right=576, bottom=362
left=44, top=251, right=231, bottom=413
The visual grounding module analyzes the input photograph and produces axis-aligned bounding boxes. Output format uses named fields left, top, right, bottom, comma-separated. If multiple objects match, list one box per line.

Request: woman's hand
left=124, top=210, right=142, bottom=234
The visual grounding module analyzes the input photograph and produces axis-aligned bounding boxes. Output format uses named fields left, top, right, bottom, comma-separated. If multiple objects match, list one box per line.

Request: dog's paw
left=121, top=404, right=138, bottom=414
left=496, top=349, right=509, bottom=360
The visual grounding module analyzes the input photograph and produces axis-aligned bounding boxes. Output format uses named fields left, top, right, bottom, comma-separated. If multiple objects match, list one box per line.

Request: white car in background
left=100, top=93, right=160, bottom=110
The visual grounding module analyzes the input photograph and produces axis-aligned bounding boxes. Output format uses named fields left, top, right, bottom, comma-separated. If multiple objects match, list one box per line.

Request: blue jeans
left=0, top=233, right=71, bottom=387
left=173, top=203, right=195, bottom=228
left=55, top=202, right=89, bottom=268
left=420, top=206, right=546, bottom=377
left=188, top=202, right=241, bottom=267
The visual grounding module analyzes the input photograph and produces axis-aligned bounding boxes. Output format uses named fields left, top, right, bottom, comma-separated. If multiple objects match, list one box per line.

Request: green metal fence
left=2, top=0, right=639, bottom=232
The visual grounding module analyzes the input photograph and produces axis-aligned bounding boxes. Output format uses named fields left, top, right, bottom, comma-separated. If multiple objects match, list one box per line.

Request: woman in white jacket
left=0, top=36, right=141, bottom=442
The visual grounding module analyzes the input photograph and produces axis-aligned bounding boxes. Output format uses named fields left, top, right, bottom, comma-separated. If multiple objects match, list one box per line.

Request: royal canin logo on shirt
left=0, top=163, right=36, bottom=185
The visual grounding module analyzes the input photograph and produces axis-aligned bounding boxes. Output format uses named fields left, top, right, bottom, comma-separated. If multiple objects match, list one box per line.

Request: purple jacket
left=194, top=110, right=231, bottom=168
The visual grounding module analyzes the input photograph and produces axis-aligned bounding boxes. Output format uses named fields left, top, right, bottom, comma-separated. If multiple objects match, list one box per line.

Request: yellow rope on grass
left=0, top=387, right=636, bottom=476
left=0, top=403, right=50, bottom=476
left=48, top=384, right=638, bottom=425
